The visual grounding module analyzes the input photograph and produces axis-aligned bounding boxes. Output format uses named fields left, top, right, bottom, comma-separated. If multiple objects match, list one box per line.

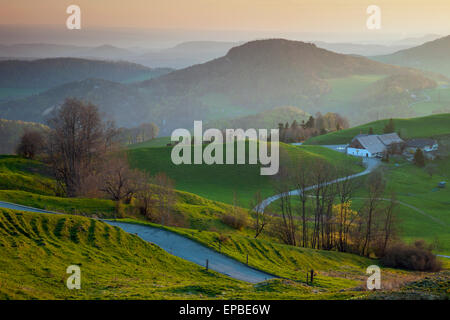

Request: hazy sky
left=0, top=0, right=449, bottom=46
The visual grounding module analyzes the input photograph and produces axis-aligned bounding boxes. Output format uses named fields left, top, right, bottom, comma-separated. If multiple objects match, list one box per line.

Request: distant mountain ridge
left=0, top=58, right=172, bottom=89
left=372, top=35, right=450, bottom=77
left=0, top=39, right=439, bottom=133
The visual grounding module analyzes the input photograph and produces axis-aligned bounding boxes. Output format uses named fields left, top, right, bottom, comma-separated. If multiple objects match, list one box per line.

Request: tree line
left=15, top=98, right=175, bottom=224
left=278, top=112, right=349, bottom=143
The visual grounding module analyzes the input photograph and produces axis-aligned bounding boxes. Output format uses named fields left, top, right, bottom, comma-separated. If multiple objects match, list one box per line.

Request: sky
left=0, top=0, right=449, bottom=47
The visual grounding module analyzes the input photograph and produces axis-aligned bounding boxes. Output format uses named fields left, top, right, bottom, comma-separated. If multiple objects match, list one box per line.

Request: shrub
left=221, top=210, right=248, bottom=230
left=381, top=240, right=442, bottom=272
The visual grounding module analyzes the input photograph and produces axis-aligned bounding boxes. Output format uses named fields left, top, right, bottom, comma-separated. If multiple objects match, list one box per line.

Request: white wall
left=346, top=147, right=372, bottom=158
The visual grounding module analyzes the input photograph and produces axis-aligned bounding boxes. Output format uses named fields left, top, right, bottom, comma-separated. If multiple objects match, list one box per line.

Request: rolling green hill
left=304, top=113, right=450, bottom=145
left=205, top=106, right=310, bottom=130
left=0, top=209, right=274, bottom=299
left=128, top=142, right=364, bottom=205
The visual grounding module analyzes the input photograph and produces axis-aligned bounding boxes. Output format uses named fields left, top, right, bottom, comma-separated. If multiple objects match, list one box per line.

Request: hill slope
left=205, top=106, right=310, bottom=130
left=373, top=35, right=450, bottom=78
left=128, top=142, right=363, bottom=205
left=0, top=58, right=171, bottom=90
left=304, top=113, right=450, bottom=145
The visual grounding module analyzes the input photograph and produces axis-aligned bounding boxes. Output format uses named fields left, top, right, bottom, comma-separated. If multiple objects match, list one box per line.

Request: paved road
left=322, top=145, right=348, bottom=153
left=256, top=157, right=380, bottom=212
left=0, top=201, right=275, bottom=283
left=107, top=221, right=274, bottom=283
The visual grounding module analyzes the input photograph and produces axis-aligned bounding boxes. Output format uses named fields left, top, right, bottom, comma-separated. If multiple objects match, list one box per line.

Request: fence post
left=206, top=259, right=209, bottom=271
left=310, top=269, right=314, bottom=283
left=246, top=254, right=249, bottom=265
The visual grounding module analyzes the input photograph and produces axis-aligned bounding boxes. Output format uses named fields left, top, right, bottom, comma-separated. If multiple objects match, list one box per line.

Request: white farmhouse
left=346, top=133, right=404, bottom=158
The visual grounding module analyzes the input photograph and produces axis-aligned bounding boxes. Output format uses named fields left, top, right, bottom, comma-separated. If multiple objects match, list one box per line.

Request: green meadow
left=304, top=113, right=450, bottom=145
left=127, top=142, right=364, bottom=206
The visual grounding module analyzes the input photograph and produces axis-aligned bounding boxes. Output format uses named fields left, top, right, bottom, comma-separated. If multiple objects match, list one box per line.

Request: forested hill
left=0, top=58, right=171, bottom=89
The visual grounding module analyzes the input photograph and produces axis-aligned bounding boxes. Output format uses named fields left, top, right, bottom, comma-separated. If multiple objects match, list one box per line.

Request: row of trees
left=116, top=122, right=159, bottom=145
left=248, top=158, right=399, bottom=257
left=278, top=112, right=349, bottom=143
left=16, top=98, right=175, bottom=224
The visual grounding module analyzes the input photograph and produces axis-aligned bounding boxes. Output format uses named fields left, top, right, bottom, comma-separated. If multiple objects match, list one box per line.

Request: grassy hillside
left=2, top=209, right=322, bottom=299
left=128, top=142, right=364, bottom=205
left=0, top=155, right=56, bottom=196
left=353, top=157, right=450, bottom=255
left=119, top=219, right=378, bottom=289
left=304, top=113, right=450, bottom=145
left=127, top=136, right=172, bottom=149
left=205, top=106, right=310, bottom=130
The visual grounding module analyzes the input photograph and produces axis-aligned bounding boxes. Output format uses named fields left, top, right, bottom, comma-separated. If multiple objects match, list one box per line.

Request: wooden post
left=310, top=269, right=314, bottom=283
left=246, top=254, right=249, bottom=265
left=206, top=259, right=209, bottom=271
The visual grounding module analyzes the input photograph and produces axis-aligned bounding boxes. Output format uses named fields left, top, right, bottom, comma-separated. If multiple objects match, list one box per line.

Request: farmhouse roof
left=406, top=138, right=437, bottom=148
left=378, top=133, right=404, bottom=146
left=356, top=135, right=386, bottom=154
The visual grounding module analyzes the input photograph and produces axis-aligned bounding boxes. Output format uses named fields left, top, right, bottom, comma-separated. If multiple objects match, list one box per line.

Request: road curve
left=256, top=157, right=380, bottom=212
left=0, top=201, right=275, bottom=283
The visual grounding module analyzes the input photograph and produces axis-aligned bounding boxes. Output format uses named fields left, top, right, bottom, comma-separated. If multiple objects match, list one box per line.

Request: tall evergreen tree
left=383, top=118, right=395, bottom=133
left=414, top=148, right=426, bottom=167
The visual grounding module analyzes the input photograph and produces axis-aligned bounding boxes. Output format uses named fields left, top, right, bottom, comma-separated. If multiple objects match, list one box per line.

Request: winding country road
left=256, top=157, right=381, bottom=212
left=255, top=149, right=449, bottom=259
left=0, top=200, right=274, bottom=283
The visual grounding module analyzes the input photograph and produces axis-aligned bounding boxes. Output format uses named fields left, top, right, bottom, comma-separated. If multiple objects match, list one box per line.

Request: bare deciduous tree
left=250, top=191, right=271, bottom=238
left=16, top=130, right=44, bottom=159
left=361, top=170, right=386, bottom=256
left=153, top=172, right=176, bottom=226
left=99, top=153, right=147, bottom=204
left=46, top=98, right=115, bottom=197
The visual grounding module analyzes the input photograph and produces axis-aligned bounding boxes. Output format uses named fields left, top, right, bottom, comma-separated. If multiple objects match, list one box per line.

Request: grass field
left=128, top=143, right=364, bottom=206
left=0, top=155, right=56, bottom=196
left=409, top=86, right=450, bottom=116
left=369, top=158, right=450, bottom=255
left=319, top=74, right=386, bottom=114
left=127, top=137, right=172, bottom=149
left=304, top=113, right=450, bottom=145
left=0, top=153, right=447, bottom=299
left=1, top=208, right=383, bottom=300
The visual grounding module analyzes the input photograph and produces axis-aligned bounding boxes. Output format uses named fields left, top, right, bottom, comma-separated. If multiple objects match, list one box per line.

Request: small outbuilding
left=405, top=139, right=438, bottom=153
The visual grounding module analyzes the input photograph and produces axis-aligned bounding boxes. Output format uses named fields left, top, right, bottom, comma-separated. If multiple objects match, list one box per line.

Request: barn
left=346, top=133, right=404, bottom=158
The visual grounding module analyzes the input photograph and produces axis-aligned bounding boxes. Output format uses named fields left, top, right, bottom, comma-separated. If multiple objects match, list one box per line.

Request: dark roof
left=378, top=133, right=403, bottom=146
left=406, top=138, right=437, bottom=148
left=351, top=133, right=404, bottom=154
